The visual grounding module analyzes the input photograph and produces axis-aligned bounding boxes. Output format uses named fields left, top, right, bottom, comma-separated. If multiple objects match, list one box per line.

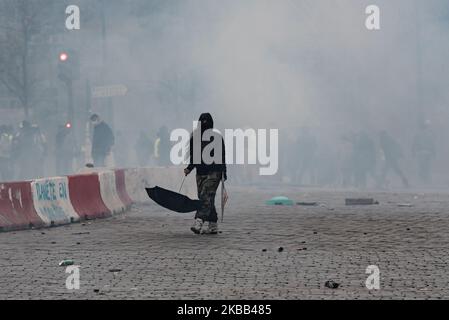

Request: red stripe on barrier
left=0, top=182, right=45, bottom=232
left=68, top=174, right=111, bottom=220
left=115, top=169, right=133, bottom=207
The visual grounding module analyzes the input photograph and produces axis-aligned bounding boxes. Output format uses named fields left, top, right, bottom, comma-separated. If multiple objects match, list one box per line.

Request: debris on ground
left=319, top=203, right=335, bottom=210
left=278, top=247, right=284, bottom=252
left=297, top=202, right=318, bottom=206
left=71, top=232, right=90, bottom=235
left=265, top=196, right=294, bottom=206
left=345, top=198, right=379, bottom=206
left=397, top=203, right=413, bottom=207
left=325, top=280, right=340, bottom=289
left=262, top=249, right=267, bottom=252
left=59, top=260, right=74, bottom=267
left=109, top=269, right=122, bottom=273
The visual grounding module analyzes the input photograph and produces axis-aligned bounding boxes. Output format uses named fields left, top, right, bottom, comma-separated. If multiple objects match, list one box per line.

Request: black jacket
left=186, top=113, right=227, bottom=176
left=186, top=133, right=227, bottom=176
left=92, top=121, right=114, bottom=156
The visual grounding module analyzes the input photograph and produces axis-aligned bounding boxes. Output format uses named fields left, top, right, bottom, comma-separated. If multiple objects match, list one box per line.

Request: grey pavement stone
left=1, top=186, right=449, bottom=299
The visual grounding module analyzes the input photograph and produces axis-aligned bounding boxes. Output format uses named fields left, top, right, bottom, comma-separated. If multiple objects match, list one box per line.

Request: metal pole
left=67, top=80, right=74, bottom=125
left=100, top=0, right=113, bottom=128
left=100, top=0, right=107, bottom=66
left=84, top=79, right=92, bottom=165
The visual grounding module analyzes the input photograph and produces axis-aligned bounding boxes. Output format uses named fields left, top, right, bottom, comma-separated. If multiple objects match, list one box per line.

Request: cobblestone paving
left=1, top=186, right=449, bottom=300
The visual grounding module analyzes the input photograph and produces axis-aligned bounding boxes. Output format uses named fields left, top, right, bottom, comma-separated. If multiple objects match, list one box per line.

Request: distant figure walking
left=378, top=131, right=409, bottom=188
left=90, top=114, right=114, bottom=167
left=352, top=131, right=377, bottom=188
left=412, top=122, right=436, bottom=184
left=55, top=124, right=77, bottom=175
left=295, top=127, right=318, bottom=185
left=135, top=131, right=153, bottom=167
left=12, top=121, right=47, bottom=180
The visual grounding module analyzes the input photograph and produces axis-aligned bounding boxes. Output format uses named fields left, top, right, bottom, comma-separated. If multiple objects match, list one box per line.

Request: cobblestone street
left=1, top=186, right=449, bottom=299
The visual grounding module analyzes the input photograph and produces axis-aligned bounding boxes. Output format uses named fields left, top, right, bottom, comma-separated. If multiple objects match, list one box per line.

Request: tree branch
left=1, top=77, right=20, bottom=98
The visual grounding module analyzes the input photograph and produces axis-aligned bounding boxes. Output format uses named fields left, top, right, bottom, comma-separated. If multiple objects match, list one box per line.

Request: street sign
left=92, top=84, right=128, bottom=98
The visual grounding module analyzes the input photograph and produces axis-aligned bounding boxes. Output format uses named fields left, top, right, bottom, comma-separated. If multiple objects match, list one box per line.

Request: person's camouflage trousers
left=195, top=171, right=222, bottom=223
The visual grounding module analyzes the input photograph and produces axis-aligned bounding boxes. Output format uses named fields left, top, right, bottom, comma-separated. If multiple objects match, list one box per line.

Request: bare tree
left=0, top=0, right=60, bottom=119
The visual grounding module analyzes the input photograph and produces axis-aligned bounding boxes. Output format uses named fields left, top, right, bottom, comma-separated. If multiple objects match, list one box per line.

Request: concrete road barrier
left=31, top=177, right=79, bottom=226
left=0, top=181, right=45, bottom=232
left=68, top=173, right=111, bottom=220
left=0, top=166, right=198, bottom=232
left=98, top=170, right=127, bottom=215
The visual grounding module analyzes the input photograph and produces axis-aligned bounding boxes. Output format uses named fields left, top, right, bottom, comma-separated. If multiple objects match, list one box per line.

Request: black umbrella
left=145, top=185, right=202, bottom=213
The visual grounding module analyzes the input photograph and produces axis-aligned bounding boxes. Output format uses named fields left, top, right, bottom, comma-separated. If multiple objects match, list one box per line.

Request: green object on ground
left=265, top=196, right=294, bottom=206
left=59, top=260, right=74, bottom=267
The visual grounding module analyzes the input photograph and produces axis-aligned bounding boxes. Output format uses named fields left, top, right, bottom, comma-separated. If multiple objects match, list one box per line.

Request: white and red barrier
left=123, top=167, right=149, bottom=203
left=98, top=170, right=127, bottom=214
left=31, top=177, right=79, bottom=227
left=68, top=173, right=111, bottom=220
left=115, top=169, right=132, bottom=208
left=0, top=166, right=196, bottom=232
left=0, top=181, right=45, bottom=232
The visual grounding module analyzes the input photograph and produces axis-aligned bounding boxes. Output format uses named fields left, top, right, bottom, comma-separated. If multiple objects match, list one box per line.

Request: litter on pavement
left=345, top=198, right=379, bottom=206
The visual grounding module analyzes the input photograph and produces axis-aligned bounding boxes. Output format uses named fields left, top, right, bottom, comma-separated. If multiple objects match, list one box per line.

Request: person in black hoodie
left=90, top=114, right=114, bottom=167
left=184, top=113, right=227, bottom=235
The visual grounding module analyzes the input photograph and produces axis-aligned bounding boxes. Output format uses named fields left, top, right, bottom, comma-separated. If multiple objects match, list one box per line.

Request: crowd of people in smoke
left=0, top=121, right=47, bottom=181
left=0, top=115, right=174, bottom=182
left=275, top=123, right=437, bottom=189
left=0, top=115, right=439, bottom=189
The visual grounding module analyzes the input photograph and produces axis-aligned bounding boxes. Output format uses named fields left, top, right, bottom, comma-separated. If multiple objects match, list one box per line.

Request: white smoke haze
left=1, top=0, right=449, bottom=187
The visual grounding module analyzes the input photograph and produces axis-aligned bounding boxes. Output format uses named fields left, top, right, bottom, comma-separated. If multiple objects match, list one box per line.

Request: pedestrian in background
left=136, top=130, right=153, bottom=167
left=90, top=114, right=114, bottom=167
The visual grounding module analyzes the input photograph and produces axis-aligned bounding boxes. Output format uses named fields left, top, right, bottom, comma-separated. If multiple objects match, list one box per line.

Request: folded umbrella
left=146, top=186, right=202, bottom=213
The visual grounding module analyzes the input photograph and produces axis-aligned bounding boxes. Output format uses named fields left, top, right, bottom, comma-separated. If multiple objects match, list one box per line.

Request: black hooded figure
left=185, top=113, right=227, bottom=235
left=90, top=114, right=114, bottom=167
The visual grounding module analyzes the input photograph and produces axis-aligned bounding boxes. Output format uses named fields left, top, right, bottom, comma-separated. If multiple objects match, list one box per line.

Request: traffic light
left=57, top=50, right=79, bottom=83
left=57, top=49, right=79, bottom=127
left=59, top=52, right=68, bottom=62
